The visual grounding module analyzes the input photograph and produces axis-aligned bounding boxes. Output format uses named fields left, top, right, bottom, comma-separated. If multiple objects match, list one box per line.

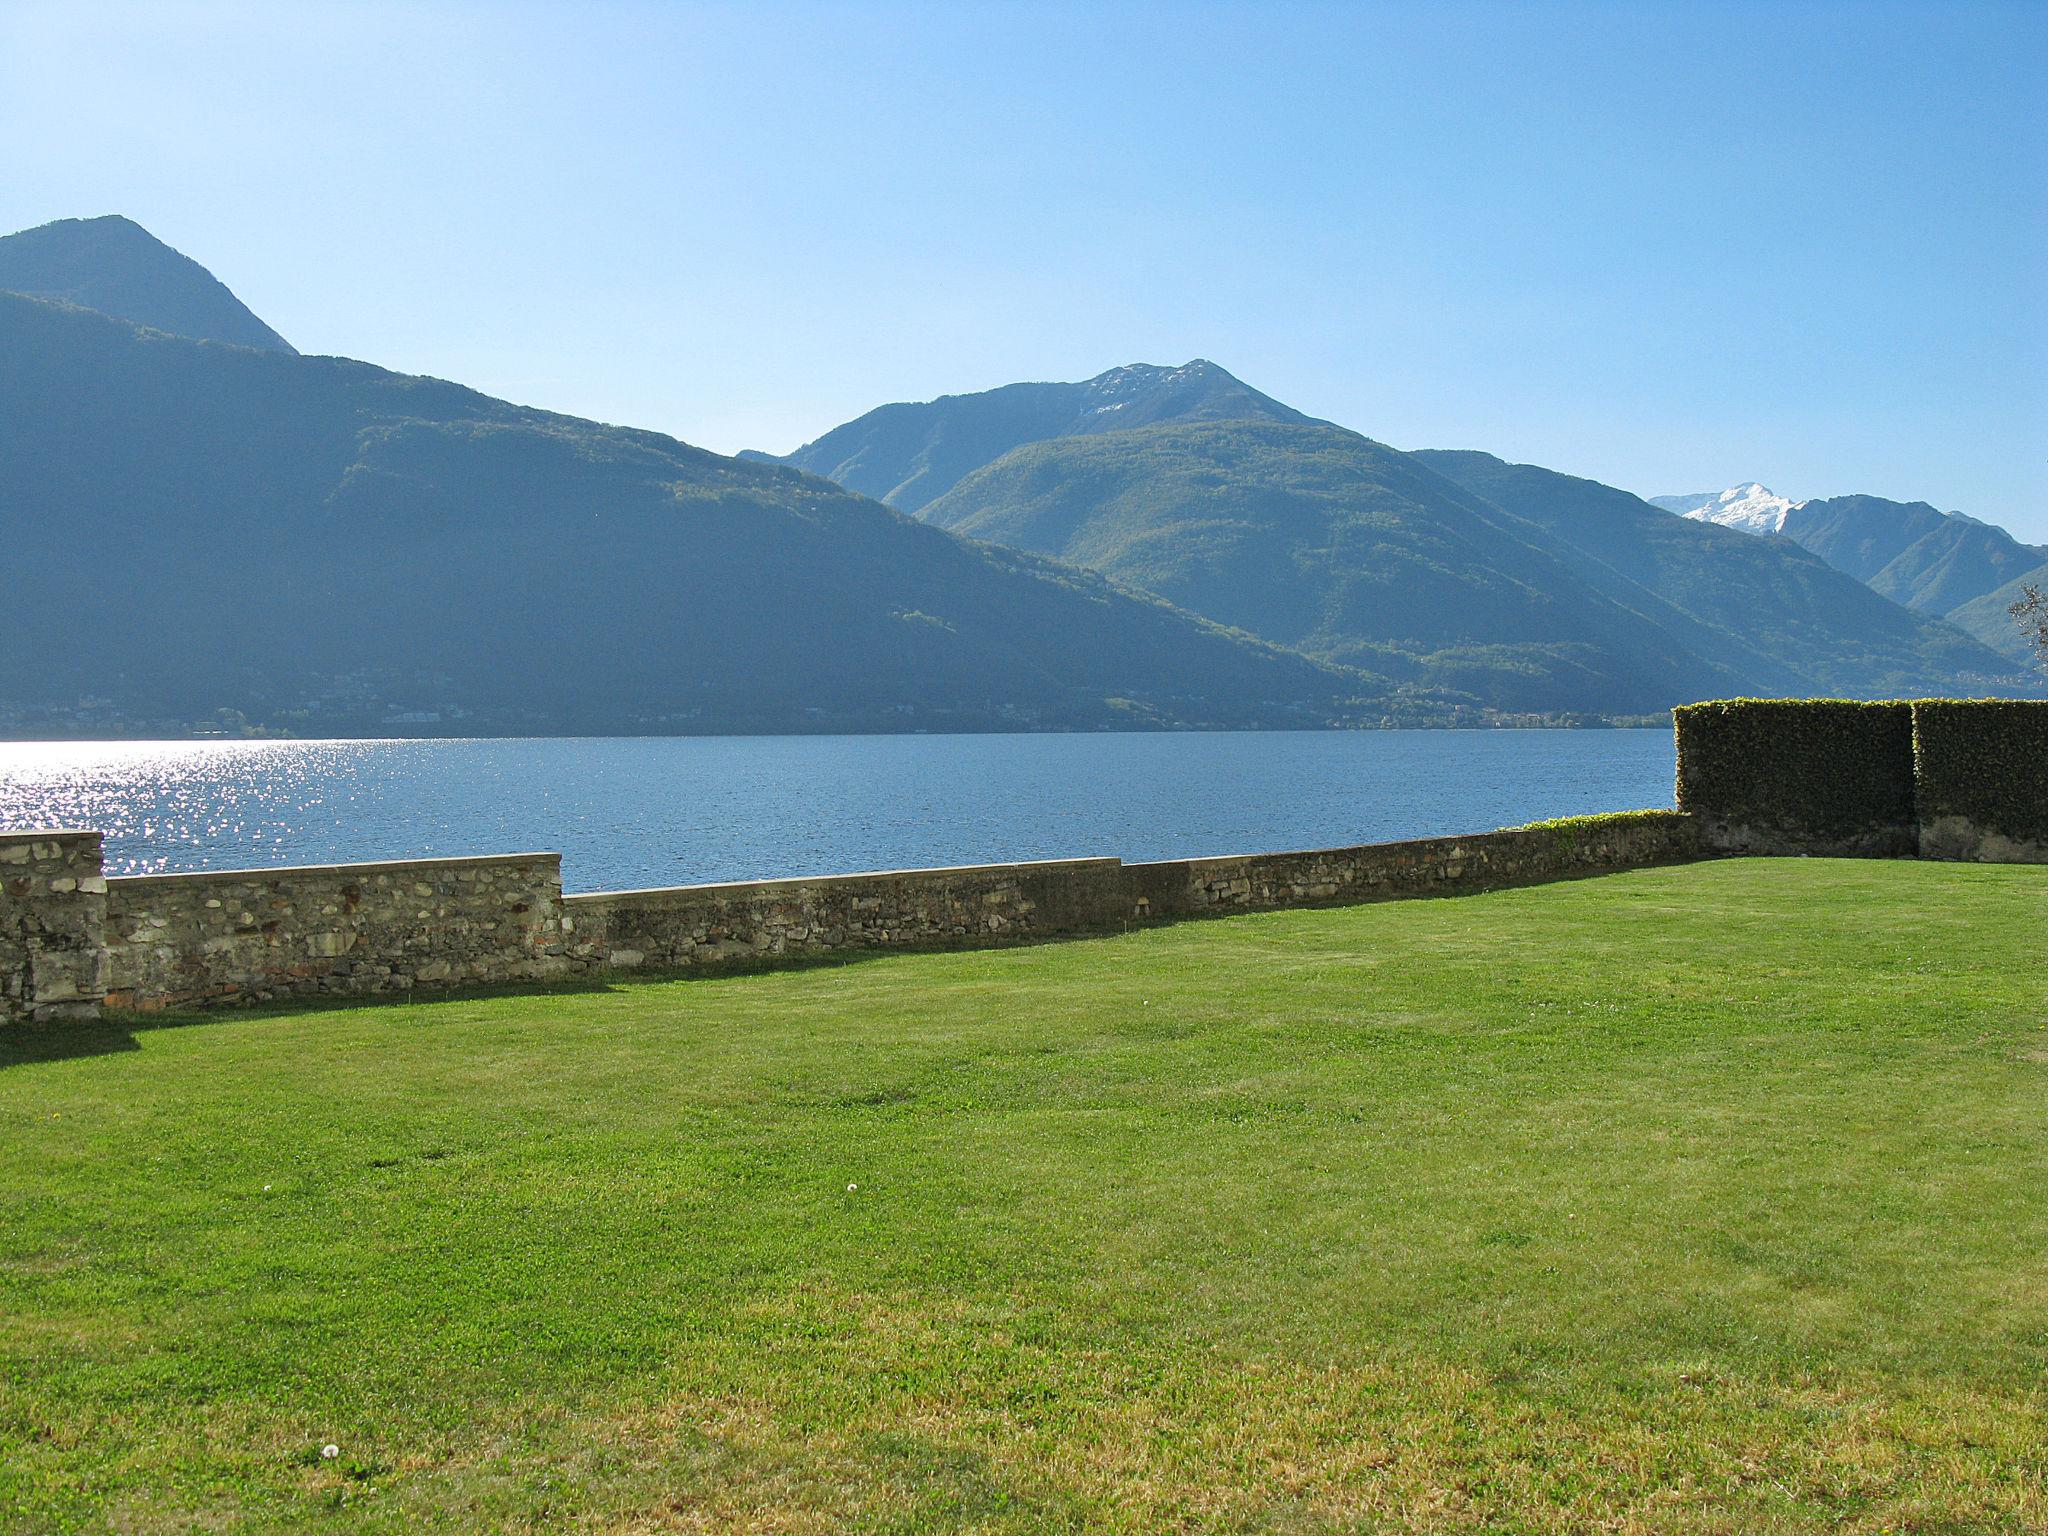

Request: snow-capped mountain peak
left=1652, top=482, right=1803, bottom=535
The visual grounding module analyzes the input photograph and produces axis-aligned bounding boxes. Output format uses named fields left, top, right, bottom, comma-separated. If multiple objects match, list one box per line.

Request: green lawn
left=2, top=859, right=2044, bottom=1534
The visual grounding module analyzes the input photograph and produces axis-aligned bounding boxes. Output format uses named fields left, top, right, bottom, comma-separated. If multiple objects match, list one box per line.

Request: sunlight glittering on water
left=0, top=731, right=1677, bottom=893
left=0, top=740, right=426, bottom=874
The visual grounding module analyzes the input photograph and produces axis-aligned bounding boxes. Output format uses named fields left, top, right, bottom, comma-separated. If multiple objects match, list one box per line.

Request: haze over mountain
left=0, top=215, right=295, bottom=353
left=0, top=287, right=1376, bottom=737
left=1654, top=483, right=2047, bottom=663
left=757, top=360, right=1317, bottom=514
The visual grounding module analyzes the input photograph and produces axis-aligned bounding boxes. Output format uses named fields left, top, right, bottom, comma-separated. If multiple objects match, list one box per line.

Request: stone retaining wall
left=0, top=830, right=109, bottom=1022
left=562, top=857, right=1130, bottom=974
left=103, top=853, right=568, bottom=1012
left=560, top=814, right=1701, bottom=978
left=5, top=811, right=1703, bottom=1019
left=1128, top=812, right=1702, bottom=920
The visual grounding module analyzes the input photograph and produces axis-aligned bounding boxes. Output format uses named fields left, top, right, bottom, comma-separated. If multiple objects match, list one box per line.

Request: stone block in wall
left=0, top=830, right=110, bottom=1023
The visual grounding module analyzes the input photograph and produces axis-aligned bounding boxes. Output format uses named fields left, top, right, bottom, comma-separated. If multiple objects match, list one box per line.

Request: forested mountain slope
left=0, top=294, right=1368, bottom=735
left=1417, top=452, right=2015, bottom=697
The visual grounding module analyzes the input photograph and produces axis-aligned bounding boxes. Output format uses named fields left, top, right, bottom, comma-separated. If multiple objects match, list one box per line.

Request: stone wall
left=102, top=853, right=568, bottom=1012
left=562, top=857, right=1130, bottom=974
left=561, top=814, right=1702, bottom=978
left=6, top=811, right=1703, bottom=1019
left=0, top=830, right=109, bottom=1022
left=1127, top=812, right=1703, bottom=920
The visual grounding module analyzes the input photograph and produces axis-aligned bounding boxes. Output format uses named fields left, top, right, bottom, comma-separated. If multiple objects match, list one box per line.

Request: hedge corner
left=1673, top=698, right=1917, bottom=856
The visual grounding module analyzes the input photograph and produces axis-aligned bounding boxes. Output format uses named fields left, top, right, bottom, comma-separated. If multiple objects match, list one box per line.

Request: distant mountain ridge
left=759, top=360, right=1317, bottom=513
left=1652, top=481, right=2046, bottom=662
left=1417, top=453, right=2011, bottom=696
left=1947, top=560, right=2048, bottom=663
left=5, top=213, right=2034, bottom=736
left=0, top=215, right=295, bottom=353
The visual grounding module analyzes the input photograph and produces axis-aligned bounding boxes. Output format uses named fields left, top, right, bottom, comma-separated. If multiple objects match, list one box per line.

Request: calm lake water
left=0, top=731, right=1676, bottom=893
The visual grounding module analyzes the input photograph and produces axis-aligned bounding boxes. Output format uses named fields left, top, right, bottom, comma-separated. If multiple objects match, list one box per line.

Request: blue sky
left=5, top=0, right=2044, bottom=536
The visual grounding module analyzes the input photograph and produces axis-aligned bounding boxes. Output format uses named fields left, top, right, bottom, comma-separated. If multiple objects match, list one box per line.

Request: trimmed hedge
left=1912, top=700, right=2048, bottom=848
left=1673, top=699, right=1917, bottom=848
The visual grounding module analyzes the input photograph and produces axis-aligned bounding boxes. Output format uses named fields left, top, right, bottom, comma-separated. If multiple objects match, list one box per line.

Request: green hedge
left=1673, top=699, right=1916, bottom=845
left=1511, top=809, right=1693, bottom=835
left=1911, top=700, right=2048, bottom=846
left=1510, top=809, right=1697, bottom=860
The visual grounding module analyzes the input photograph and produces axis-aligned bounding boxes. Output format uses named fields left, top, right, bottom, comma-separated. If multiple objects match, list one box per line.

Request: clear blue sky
left=5, top=0, right=2044, bottom=536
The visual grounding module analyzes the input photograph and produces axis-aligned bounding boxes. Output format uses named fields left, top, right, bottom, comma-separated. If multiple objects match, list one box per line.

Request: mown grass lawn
left=2, top=858, right=2044, bottom=1534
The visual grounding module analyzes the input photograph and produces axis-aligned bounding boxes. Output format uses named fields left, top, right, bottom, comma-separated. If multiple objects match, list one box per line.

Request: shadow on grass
left=0, top=1017, right=145, bottom=1069
left=0, top=974, right=637, bottom=1068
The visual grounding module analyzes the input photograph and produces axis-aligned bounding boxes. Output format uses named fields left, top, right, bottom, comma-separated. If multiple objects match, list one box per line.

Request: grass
left=2, top=857, right=2044, bottom=1533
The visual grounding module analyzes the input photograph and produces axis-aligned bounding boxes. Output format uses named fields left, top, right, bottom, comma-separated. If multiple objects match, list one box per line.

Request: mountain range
left=919, top=421, right=1741, bottom=713
left=1410, top=453, right=2009, bottom=698
left=762, top=372, right=2023, bottom=707
left=0, top=231, right=1369, bottom=737
left=0, top=214, right=2036, bottom=737
left=1653, top=484, right=2047, bottom=663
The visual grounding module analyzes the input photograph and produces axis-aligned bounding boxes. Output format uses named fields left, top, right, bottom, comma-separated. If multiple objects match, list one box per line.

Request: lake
left=0, top=731, right=1676, bottom=893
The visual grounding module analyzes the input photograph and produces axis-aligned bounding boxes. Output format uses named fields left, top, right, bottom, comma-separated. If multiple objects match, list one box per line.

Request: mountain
left=1651, top=483, right=1799, bottom=535
left=760, top=360, right=1316, bottom=514
left=916, top=420, right=1766, bottom=714
left=1791, top=497, right=2044, bottom=614
left=0, top=215, right=295, bottom=353
left=1652, top=482, right=2045, bottom=619
left=1417, top=453, right=2017, bottom=698
left=0, top=290, right=1380, bottom=737
left=1944, top=559, right=2048, bottom=666
left=1775, top=494, right=1949, bottom=582
left=777, top=363, right=2022, bottom=711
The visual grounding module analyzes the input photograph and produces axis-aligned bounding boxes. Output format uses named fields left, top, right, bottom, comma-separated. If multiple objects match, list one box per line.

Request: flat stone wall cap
left=568, top=855, right=1125, bottom=903
left=1125, top=815, right=1689, bottom=875
left=1133, top=827, right=1511, bottom=872
left=107, top=850, right=563, bottom=887
left=0, top=828, right=103, bottom=840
